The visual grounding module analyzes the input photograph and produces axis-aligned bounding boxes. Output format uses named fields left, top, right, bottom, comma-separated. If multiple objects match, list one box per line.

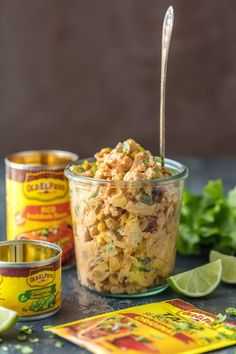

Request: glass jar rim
left=64, top=157, right=188, bottom=186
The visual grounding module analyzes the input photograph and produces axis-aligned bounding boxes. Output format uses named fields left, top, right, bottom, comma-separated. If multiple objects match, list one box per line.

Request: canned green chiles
left=0, top=240, right=62, bottom=321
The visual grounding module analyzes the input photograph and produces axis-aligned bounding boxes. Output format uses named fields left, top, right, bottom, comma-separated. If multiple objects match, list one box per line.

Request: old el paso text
left=26, top=181, right=65, bottom=193
left=29, top=272, right=53, bottom=283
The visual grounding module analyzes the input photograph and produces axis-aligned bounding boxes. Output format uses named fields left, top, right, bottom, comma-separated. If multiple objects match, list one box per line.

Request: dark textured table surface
left=0, top=158, right=235, bottom=354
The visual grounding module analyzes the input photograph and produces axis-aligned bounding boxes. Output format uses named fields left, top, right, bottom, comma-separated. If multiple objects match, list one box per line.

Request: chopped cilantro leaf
left=54, top=341, right=64, bottom=348
left=226, top=307, right=236, bottom=316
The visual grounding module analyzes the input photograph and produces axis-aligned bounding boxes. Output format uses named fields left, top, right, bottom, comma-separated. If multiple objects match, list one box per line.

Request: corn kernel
left=98, top=221, right=107, bottom=232
left=102, top=147, right=112, bottom=154
left=129, top=151, right=137, bottom=159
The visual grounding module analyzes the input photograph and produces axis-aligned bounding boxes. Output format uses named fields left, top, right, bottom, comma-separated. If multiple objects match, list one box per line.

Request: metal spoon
left=160, top=6, right=174, bottom=167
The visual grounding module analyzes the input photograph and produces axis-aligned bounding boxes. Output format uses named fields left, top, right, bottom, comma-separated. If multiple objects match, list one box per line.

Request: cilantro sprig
left=178, top=180, right=236, bottom=255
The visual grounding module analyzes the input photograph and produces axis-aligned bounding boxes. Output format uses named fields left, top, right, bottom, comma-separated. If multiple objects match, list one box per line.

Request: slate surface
left=0, top=159, right=235, bottom=354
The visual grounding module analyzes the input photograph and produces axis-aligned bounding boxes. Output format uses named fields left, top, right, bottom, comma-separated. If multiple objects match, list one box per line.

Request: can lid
left=5, top=150, right=79, bottom=170
left=0, top=240, right=62, bottom=267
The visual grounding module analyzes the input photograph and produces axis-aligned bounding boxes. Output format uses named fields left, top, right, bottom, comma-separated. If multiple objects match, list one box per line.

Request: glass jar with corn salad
left=65, top=139, right=188, bottom=296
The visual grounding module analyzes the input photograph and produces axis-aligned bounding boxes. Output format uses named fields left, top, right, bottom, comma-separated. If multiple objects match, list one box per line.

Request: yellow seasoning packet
left=46, top=299, right=236, bottom=354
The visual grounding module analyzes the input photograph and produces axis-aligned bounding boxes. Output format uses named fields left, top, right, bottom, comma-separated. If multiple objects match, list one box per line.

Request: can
left=0, top=240, right=62, bottom=321
left=5, top=150, right=78, bottom=263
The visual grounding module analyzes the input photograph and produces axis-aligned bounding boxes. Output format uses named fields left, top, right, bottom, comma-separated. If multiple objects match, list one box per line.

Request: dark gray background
left=0, top=0, right=236, bottom=160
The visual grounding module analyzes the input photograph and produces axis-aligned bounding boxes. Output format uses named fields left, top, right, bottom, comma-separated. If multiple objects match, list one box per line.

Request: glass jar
left=65, top=158, right=188, bottom=297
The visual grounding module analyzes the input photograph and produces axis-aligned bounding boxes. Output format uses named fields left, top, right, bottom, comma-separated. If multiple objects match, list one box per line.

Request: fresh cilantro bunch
left=177, top=180, right=236, bottom=255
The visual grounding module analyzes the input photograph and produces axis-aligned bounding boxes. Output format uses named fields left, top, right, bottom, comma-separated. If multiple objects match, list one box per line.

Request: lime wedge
left=167, top=260, right=222, bottom=297
left=0, top=306, right=19, bottom=334
left=210, top=250, right=236, bottom=284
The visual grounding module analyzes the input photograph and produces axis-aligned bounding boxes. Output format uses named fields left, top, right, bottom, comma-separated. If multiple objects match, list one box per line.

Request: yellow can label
left=0, top=262, right=61, bottom=316
left=6, top=167, right=74, bottom=263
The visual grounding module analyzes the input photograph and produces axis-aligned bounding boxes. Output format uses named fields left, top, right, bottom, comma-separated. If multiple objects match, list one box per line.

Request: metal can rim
left=5, top=150, right=79, bottom=171
left=0, top=240, right=62, bottom=268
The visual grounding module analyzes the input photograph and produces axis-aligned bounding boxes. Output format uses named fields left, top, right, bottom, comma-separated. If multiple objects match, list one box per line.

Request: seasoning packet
left=46, top=299, right=236, bottom=354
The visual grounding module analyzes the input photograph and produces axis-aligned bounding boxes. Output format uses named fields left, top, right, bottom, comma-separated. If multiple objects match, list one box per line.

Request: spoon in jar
left=159, top=6, right=174, bottom=167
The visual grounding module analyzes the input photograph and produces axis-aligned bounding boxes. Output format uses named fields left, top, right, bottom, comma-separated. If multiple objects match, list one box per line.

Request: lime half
left=167, top=260, right=222, bottom=297
left=0, top=306, right=19, bottom=334
left=210, top=250, right=236, bottom=284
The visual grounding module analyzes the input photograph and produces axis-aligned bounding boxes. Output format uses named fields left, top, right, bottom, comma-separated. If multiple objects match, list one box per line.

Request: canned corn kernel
left=5, top=150, right=78, bottom=263
left=0, top=240, right=62, bottom=321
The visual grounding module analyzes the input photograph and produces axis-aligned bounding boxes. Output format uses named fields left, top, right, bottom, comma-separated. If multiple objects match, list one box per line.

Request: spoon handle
left=160, top=6, right=174, bottom=167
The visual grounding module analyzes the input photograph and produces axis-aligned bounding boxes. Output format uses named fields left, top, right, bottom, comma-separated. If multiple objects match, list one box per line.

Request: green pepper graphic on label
left=29, top=293, right=57, bottom=312
left=18, top=285, right=58, bottom=312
